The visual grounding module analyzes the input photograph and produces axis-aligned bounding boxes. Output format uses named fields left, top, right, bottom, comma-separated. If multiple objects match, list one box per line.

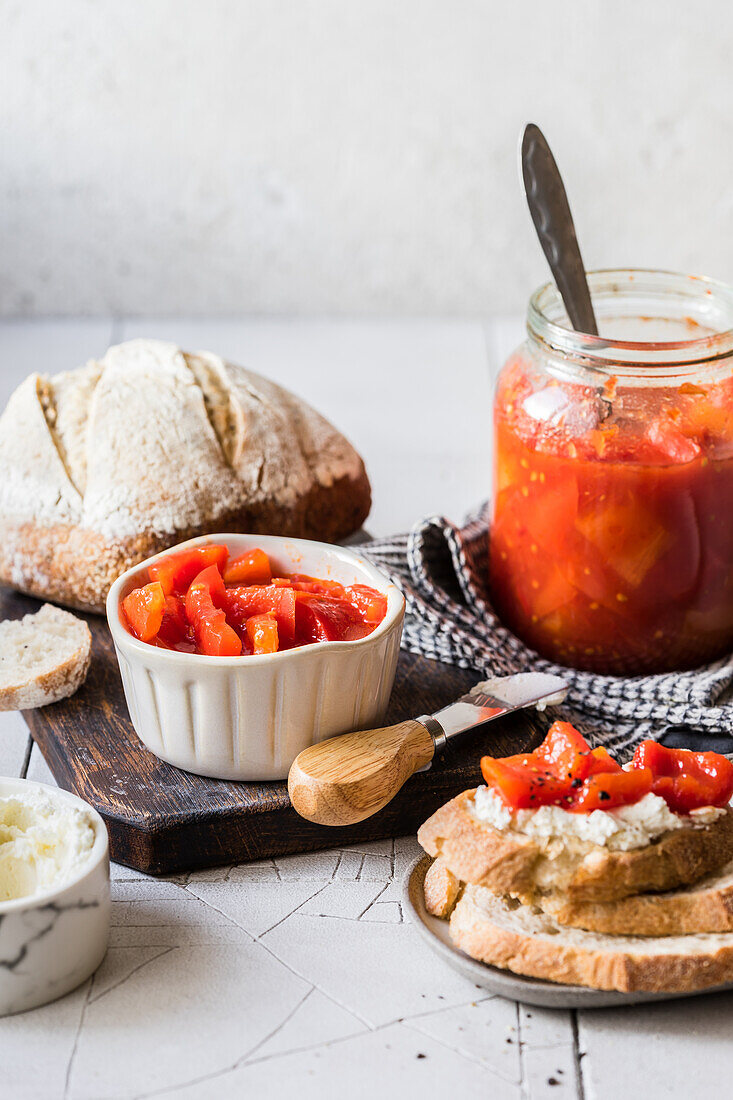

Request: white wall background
left=1, top=0, right=732, bottom=318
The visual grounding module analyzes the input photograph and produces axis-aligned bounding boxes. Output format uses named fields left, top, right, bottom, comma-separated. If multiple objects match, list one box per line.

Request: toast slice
left=448, top=884, right=733, bottom=993
left=424, top=857, right=733, bottom=936
left=536, top=860, right=733, bottom=935
left=0, top=603, right=91, bottom=710
left=418, top=789, right=733, bottom=903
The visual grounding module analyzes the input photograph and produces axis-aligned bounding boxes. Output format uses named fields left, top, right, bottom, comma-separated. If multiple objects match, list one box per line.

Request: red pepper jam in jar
left=489, top=270, right=733, bottom=675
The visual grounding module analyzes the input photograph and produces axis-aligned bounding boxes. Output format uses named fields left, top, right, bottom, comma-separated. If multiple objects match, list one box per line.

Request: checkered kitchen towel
left=360, top=504, right=733, bottom=759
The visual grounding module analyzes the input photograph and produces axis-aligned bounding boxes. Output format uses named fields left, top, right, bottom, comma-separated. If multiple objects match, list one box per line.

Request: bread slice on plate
left=0, top=603, right=91, bottom=710
left=449, top=883, right=733, bottom=993
left=536, top=860, right=733, bottom=936
left=425, top=857, right=733, bottom=937
left=417, top=789, right=733, bottom=903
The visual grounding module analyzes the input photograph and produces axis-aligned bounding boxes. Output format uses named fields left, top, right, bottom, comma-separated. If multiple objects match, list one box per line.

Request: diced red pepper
left=225, top=585, right=297, bottom=648
left=584, top=746, right=623, bottom=776
left=185, top=568, right=241, bottom=657
left=570, top=767, right=653, bottom=812
left=288, top=579, right=387, bottom=631
left=157, top=595, right=193, bottom=649
left=294, top=592, right=369, bottom=643
left=122, top=581, right=166, bottom=642
left=123, top=545, right=388, bottom=657
left=246, top=614, right=279, bottom=655
left=149, top=545, right=229, bottom=596
left=223, top=548, right=272, bottom=586
left=289, top=574, right=348, bottom=598
left=632, top=741, right=733, bottom=813
left=534, top=721, right=594, bottom=784
left=480, top=724, right=733, bottom=816
left=344, top=584, right=388, bottom=624
left=480, top=753, right=574, bottom=809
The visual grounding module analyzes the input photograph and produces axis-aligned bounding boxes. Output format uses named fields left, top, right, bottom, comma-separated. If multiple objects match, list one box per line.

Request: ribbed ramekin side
left=113, top=603, right=405, bottom=781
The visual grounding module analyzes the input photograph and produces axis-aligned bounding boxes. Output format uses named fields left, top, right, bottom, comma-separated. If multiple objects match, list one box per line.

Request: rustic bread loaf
left=0, top=339, right=371, bottom=612
left=418, top=789, right=733, bottom=903
left=0, top=604, right=91, bottom=710
left=448, top=884, right=733, bottom=993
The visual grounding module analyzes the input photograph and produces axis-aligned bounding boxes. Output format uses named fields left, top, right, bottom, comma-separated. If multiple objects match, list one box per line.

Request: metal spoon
left=521, top=123, right=599, bottom=336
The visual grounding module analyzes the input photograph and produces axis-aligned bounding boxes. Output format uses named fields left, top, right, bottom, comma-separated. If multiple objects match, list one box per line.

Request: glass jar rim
left=527, top=268, right=733, bottom=375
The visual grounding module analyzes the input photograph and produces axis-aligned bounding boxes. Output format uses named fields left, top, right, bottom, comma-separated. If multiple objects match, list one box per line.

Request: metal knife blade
left=429, top=672, right=568, bottom=744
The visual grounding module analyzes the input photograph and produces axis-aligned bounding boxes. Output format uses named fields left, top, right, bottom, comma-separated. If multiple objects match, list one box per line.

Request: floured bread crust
left=0, top=340, right=371, bottom=612
left=449, top=885, right=733, bottom=993
left=417, top=789, right=733, bottom=903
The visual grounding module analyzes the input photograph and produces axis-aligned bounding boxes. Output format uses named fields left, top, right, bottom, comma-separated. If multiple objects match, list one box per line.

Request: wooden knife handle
left=287, top=719, right=436, bottom=827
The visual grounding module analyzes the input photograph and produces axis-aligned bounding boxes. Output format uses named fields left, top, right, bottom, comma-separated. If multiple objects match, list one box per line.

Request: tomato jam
left=121, top=544, right=387, bottom=657
left=489, top=270, right=733, bottom=674
left=480, top=721, right=733, bottom=814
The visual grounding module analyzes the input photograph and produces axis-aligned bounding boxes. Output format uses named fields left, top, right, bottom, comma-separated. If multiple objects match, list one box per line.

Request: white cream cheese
left=0, top=791, right=96, bottom=902
left=470, top=785, right=724, bottom=852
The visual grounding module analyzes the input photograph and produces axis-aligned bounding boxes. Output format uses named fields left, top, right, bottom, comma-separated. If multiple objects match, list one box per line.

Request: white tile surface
left=1, top=317, right=730, bottom=1100
left=578, top=993, right=733, bottom=1100
left=3, top=981, right=89, bottom=1100
left=151, top=1019, right=519, bottom=1100
left=0, top=711, right=30, bottom=779
left=24, top=742, right=56, bottom=785
left=68, top=943, right=309, bottom=1099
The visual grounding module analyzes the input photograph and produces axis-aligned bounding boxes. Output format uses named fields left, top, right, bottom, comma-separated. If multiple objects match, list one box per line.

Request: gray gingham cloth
left=360, top=504, right=733, bottom=760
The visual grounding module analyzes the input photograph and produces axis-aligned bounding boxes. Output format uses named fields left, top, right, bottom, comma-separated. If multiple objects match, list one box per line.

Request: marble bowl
left=107, top=533, right=405, bottom=781
left=0, top=778, right=110, bottom=1016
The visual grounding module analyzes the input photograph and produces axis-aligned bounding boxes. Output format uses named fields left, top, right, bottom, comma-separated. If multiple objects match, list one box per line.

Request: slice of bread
left=418, top=789, right=733, bottom=903
left=424, top=856, right=733, bottom=936
left=536, top=861, right=733, bottom=936
left=449, top=884, right=733, bottom=993
left=0, top=603, right=91, bottom=710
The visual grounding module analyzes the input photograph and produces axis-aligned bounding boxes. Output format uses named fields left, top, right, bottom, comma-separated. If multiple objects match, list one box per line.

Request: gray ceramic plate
left=403, top=855, right=733, bottom=1009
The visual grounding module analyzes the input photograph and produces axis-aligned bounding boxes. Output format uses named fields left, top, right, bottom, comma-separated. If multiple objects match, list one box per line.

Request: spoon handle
left=521, top=123, right=598, bottom=336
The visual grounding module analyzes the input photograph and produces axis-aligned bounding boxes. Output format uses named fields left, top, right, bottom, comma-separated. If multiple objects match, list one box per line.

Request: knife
left=287, top=672, right=568, bottom=826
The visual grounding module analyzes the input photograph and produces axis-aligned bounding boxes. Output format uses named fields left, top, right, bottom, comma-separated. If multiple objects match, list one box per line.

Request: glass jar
left=489, top=269, right=733, bottom=675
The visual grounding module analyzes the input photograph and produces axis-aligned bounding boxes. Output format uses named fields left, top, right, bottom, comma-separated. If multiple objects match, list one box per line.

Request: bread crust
left=0, top=469, right=370, bottom=615
left=418, top=789, right=733, bottom=903
left=449, top=885, right=733, bottom=993
left=423, top=858, right=461, bottom=919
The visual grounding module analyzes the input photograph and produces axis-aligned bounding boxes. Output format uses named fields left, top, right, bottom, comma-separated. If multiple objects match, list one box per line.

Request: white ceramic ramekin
left=107, top=534, right=405, bottom=781
left=0, top=778, right=110, bottom=1016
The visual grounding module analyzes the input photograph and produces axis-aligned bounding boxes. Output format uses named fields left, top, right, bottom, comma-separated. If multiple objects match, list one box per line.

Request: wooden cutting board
left=3, top=586, right=547, bottom=875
